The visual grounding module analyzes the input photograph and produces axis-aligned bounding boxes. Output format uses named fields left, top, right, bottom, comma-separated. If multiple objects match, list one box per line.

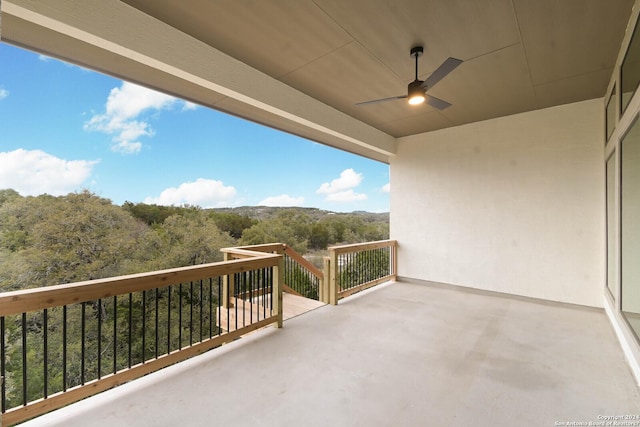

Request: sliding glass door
left=621, top=118, right=640, bottom=336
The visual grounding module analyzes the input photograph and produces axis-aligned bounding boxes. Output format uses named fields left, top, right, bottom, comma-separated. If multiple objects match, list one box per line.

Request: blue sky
left=0, top=43, right=390, bottom=212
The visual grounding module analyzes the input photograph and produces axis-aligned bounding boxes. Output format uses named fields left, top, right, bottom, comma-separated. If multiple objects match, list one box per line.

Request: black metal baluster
left=43, top=308, right=48, bottom=398
left=234, top=273, right=238, bottom=331
left=255, top=270, right=261, bottom=322
left=372, top=249, right=376, bottom=280
left=363, top=250, right=367, bottom=283
left=81, top=302, right=86, bottom=385
left=268, top=267, right=272, bottom=317
left=352, top=252, right=364, bottom=286
left=113, top=296, right=117, bottom=374
left=359, top=251, right=362, bottom=288
left=62, top=306, right=67, bottom=391
left=142, top=290, right=146, bottom=363
left=356, top=252, right=360, bottom=288
left=209, top=278, right=213, bottom=339
left=354, top=251, right=358, bottom=288
left=268, top=268, right=271, bottom=315
left=367, top=249, right=370, bottom=282
left=285, top=256, right=290, bottom=293
left=219, top=277, right=224, bottom=336
left=179, top=283, right=183, bottom=349
left=98, top=299, right=102, bottom=378
left=189, top=281, right=194, bottom=346
left=249, top=270, right=253, bottom=324
left=373, top=248, right=377, bottom=278
left=155, top=288, right=159, bottom=358
left=344, top=253, right=348, bottom=289
left=167, top=286, right=172, bottom=354
left=128, top=293, right=133, bottom=368
left=241, top=272, right=246, bottom=327
left=21, top=312, right=27, bottom=406
left=199, top=279, right=203, bottom=343
left=375, top=248, right=378, bottom=279
left=1, top=316, right=5, bottom=413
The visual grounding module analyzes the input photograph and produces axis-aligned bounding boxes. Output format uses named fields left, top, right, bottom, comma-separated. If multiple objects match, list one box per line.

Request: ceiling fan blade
left=426, top=95, right=452, bottom=110
left=422, top=57, right=463, bottom=89
left=355, top=95, right=407, bottom=106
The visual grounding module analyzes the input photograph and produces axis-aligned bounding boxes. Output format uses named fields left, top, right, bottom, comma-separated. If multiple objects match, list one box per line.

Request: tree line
left=0, top=189, right=388, bottom=292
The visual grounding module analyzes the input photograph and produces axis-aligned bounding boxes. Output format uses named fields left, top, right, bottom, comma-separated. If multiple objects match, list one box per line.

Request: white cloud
left=317, top=168, right=367, bottom=203
left=144, top=178, right=237, bottom=208
left=325, top=190, right=368, bottom=202
left=84, top=81, right=194, bottom=154
left=259, top=194, right=304, bottom=207
left=0, top=88, right=8, bottom=100
left=182, top=101, right=198, bottom=111
left=317, top=168, right=363, bottom=194
left=38, top=54, right=90, bottom=72
left=0, top=149, right=98, bottom=196
left=382, top=183, right=390, bottom=193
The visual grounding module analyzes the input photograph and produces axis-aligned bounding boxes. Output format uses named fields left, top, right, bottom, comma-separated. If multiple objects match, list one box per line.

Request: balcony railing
left=0, top=240, right=395, bottom=425
left=0, top=251, right=283, bottom=426
left=221, top=243, right=324, bottom=301
left=222, top=239, right=397, bottom=305
left=325, top=240, right=397, bottom=304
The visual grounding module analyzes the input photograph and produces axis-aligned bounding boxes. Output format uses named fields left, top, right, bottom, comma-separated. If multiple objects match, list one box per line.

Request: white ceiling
left=121, top=0, right=634, bottom=138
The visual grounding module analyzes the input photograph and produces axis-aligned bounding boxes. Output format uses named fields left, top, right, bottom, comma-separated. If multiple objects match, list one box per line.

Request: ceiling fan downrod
left=408, top=46, right=426, bottom=104
left=410, top=46, right=424, bottom=82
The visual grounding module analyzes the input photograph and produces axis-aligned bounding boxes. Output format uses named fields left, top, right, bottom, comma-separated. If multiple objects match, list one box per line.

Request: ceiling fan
left=356, top=46, right=462, bottom=110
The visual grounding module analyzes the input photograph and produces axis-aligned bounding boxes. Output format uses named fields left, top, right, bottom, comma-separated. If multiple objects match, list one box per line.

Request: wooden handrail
left=222, top=243, right=323, bottom=280
left=0, top=255, right=279, bottom=317
left=282, top=245, right=324, bottom=279
left=221, top=243, right=285, bottom=256
left=329, top=239, right=397, bottom=255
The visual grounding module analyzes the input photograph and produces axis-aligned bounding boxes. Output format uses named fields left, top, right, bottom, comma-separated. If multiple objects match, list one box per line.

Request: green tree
left=239, top=210, right=311, bottom=253
left=0, top=191, right=150, bottom=290
left=122, top=201, right=184, bottom=225
left=209, top=212, right=257, bottom=239
left=143, top=211, right=237, bottom=270
left=309, top=222, right=330, bottom=249
left=0, top=188, right=21, bottom=207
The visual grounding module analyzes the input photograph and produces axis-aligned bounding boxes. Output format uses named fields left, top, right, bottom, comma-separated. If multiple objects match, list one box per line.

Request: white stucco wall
left=391, top=99, right=604, bottom=307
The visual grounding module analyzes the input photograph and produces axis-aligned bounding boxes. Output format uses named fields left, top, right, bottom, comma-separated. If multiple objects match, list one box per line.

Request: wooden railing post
left=328, top=249, right=338, bottom=305
left=273, top=256, right=284, bottom=328
left=321, top=256, right=330, bottom=304
left=222, top=252, right=233, bottom=309
left=391, top=241, right=398, bottom=280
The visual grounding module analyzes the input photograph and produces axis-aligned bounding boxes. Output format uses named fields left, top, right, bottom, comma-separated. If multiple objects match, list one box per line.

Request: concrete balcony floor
left=21, top=281, right=640, bottom=426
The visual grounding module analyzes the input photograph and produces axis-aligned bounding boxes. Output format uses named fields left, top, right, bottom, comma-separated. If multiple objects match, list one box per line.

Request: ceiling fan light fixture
left=408, top=80, right=425, bottom=105
left=355, top=45, right=461, bottom=109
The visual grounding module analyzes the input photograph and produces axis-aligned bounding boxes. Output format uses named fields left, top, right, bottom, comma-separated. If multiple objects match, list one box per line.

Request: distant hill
left=209, top=206, right=389, bottom=223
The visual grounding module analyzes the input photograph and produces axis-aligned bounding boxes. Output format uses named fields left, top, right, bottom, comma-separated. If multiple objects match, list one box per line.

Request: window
left=606, top=87, right=617, bottom=142
left=621, top=19, right=640, bottom=115
left=606, top=152, right=617, bottom=300
left=621, top=117, right=640, bottom=337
